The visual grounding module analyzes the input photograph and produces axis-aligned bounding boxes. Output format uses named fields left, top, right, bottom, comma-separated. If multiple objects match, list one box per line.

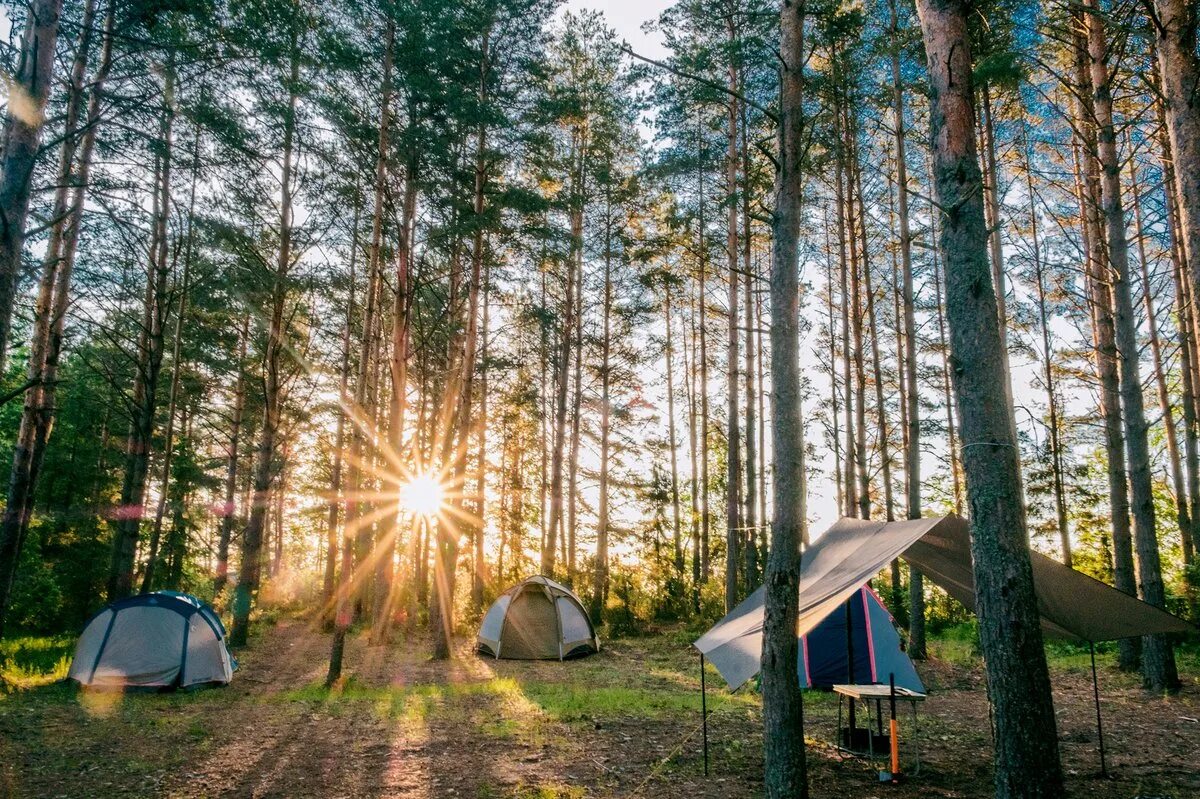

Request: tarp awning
left=695, top=515, right=1193, bottom=690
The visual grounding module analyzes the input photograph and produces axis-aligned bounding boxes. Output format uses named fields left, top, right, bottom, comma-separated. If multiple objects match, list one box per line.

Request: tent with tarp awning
left=693, top=515, right=1194, bottom=775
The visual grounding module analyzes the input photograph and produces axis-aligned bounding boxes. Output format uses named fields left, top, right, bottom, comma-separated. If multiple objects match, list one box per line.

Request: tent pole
left=1090, top=641, right=1107, bottom=778
left=700, top=652, right=709, bottom=776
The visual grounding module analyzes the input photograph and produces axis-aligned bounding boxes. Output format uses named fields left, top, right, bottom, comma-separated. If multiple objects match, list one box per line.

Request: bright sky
left=564, top=0, right=673, bottom=58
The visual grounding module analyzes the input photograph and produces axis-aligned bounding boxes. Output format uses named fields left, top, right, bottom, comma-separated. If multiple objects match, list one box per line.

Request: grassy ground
left=1, top=617, right=1198, bottom=798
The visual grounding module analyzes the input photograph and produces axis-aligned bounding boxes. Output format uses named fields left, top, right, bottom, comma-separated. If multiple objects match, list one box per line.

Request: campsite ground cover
left=1, top=617, right=1198, bottom=799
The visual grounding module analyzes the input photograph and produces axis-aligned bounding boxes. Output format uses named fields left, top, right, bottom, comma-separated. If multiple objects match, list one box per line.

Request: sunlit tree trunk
left=915, top=1, right=1065, bottom=794
left=593, top=179, right=614, bottom=623
left=665, top=276, right=684, bottom=582
left=324, top=202, right=359, bottom=604
left=724, top=24, right=743, bottom=609
left=741, top=96, right=758, bottom=585
left=545, top=131, right=583, bottom=577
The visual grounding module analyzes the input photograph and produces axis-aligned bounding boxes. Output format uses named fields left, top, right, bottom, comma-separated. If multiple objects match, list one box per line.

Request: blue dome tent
left=68, top=592, right=235, bottom=689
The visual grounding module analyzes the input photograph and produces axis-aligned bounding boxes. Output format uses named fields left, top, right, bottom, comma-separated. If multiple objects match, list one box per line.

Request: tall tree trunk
left=1023, top=127, right=1071, bottom=567
left=107, top=60, right=176, bottom=601
left=142, top=130, right=198, bottom=593
left=686, top=265, right=702, bottom=611
left=666, top=277, right=684, bottom=582
left=761, top=0, right=808, bottom=794
left=0, top=0, right=63, bottom=378
left=1148, top=0, right=1200, bottom=348
left=329, top=23, right=393, bottom=677
left=843, top=93, right=869, bottom=521
left=544, top=133, right=582, bottom=577
left=834, top=79, right=857, bottom=518
left=0, top=0, right=107, bottom=636
left=230, top=38, right=299, bottom=647
left=471, top=263, right=490, bottom=615
left=1071, top=27, right=1139, bottom=671
left=914, top=2, right=1065, bottom=796
left=433, top=28, right=493, bottom=658
left=593, top=181, right=614, bottom=624
left=725, top=26, right=743, bottom=609
left=698, top=141, right=712, bottom=582
left=890, top=0, right=923, bottom=650
left=323, top=201, right=359, bottom=604
left=216, top=316, right=249, bottom=597
left=1155, top=86, right=1200, bottom=564
left=741, top=93, right=758, bottom=586
left=1131, top=153, right=1192, bottom=574
left=1085, top=1, right=1179, bottom=692
left=375, top=161, right=416, bottom=644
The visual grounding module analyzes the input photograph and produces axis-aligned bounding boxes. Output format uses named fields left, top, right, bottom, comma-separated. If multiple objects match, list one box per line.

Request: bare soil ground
left=1, top=617, right=1197, bottom=798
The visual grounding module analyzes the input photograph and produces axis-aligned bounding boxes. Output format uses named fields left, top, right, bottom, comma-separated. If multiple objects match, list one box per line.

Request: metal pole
left=701, top=652, right=709, bottom=776
left=1090, top=641, right=1107, bottom=778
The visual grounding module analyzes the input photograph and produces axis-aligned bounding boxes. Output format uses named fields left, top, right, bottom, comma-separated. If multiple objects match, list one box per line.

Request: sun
left=400, top=474, right=445, bottom=516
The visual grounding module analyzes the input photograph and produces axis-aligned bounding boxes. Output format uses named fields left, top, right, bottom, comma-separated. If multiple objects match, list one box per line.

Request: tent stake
left=701, top=652, right=709, bottom=776
left=1090, top=641, right=1107, bottom=778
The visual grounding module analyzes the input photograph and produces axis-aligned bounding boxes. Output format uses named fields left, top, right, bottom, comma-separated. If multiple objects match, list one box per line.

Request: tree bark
left=666, top=276, right=684, bottom=582
left=230, top=37, right=300, bottom=647
left=1023, top=127, right=1071, bottom=567
left=216, top=316, right=249, bottom=597
left=107, top=59, right=176, bottom=601
left=1085, top=0, right=1179, bottom=692
left=0, top=0, right=64, bottom=378
left=593, top=179, right=614, bottom=624
left=741, top=97, right=758, bottom=587
left=761, top=0, right=808, bottom=794
left=1071, top=26, right=1139, bottom=670
left=724, top=24, right=743, bottom=610
left=142, top=130, right=198, bottom=593
left=1131, top=153, right=1191, bottom=573
left=1147, top=0, right=1200, bottom=359
left=914, top=2, right=1065, bottom=795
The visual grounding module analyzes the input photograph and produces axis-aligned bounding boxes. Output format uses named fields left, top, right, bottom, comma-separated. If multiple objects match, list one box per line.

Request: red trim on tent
left=862, top=588, right=878, bottom=683
left=802, top=633, right=812, bottom=687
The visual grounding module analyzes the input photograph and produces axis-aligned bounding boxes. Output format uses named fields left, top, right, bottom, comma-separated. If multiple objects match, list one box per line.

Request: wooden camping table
left=832, top=684, right=926, bottom=775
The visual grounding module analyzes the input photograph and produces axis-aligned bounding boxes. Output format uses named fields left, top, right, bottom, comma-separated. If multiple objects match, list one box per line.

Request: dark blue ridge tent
left=800, top=585, right=924, bottom=694
left=67, top=591, right=235, bottom=689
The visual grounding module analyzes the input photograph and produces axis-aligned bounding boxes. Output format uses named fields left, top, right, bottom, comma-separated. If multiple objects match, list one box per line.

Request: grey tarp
left=695, top=515, right=1193, bottom=690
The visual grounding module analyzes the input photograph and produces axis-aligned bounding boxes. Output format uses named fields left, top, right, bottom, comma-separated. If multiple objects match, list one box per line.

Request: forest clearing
left=3, top=616, right=1199, bottom=799
left=3, top=0, right=1200, bottom=796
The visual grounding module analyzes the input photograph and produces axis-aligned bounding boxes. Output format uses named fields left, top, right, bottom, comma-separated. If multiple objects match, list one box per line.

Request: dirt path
left=1, top=618, right=1197, bottom=798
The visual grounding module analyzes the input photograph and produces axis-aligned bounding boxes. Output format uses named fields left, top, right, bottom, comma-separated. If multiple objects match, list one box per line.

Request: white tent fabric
left=68, top=593, right=234, bottom=689
left=696, top=516, right=1193, bottom=690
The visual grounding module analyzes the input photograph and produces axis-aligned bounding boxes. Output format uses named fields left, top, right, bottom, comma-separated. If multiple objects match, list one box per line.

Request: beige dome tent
left=477, top=576, right=599, bottom=660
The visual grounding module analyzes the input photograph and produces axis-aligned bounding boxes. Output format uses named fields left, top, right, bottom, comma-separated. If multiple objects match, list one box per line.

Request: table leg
left=911, top=701, right=921, bottom=776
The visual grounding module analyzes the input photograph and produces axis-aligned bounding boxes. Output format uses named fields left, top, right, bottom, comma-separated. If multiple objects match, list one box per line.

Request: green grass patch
left=477, top=782, right=586, bottom=799
left=0, top=635, right=73, bottom=690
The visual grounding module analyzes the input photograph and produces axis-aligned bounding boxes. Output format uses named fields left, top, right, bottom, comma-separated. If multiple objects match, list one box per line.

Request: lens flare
left=400, top=474, right=445, bottom=516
